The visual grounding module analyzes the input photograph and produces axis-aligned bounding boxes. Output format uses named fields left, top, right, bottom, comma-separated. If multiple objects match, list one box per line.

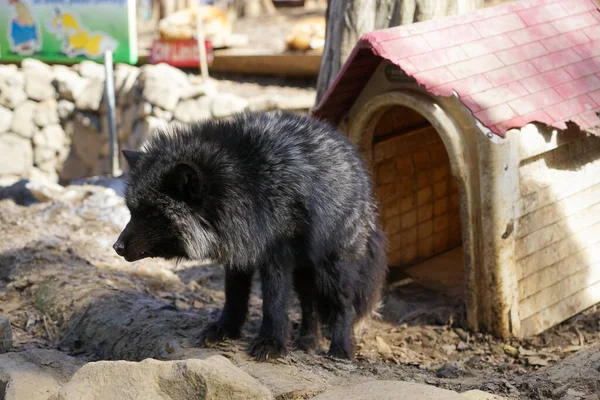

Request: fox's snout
left=112, top=239, right=126, bottom=256
left=113, top=222, right=150, bottom=262
left=113, top=231, right=137, bottom=261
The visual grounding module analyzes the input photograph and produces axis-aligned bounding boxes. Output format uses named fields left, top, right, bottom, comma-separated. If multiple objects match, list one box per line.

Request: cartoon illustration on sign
left=47, top=8, right=118, bottom=59
left=7, top=0, right=41, bottom=56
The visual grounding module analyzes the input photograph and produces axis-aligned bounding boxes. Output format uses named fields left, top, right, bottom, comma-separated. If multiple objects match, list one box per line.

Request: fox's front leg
left=248, top=251, right=294, bottom=361
left=201, top=267, right=253, bottom=343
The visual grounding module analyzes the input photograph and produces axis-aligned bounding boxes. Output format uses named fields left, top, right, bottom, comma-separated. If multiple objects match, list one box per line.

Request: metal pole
left=195, top=10, right=209, bottom=82
left=104, top=50, right=120, bottom=177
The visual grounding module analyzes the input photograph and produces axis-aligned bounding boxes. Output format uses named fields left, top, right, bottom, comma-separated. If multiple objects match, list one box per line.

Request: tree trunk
left=315, top=0, right=485, bottom=105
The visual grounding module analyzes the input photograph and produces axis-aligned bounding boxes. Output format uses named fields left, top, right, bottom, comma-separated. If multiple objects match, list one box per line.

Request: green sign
left=0, top=0, right=137, bottom=64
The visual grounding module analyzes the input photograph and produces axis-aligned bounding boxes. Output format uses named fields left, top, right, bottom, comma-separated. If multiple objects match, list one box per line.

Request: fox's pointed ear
left=122, top=150, right=142, bottom=169
left=164, top=162, right=207, bottom=202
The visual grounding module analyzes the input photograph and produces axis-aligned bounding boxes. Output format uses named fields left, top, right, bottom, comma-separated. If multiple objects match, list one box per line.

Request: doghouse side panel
left=515, top=134, right=600, bottom=336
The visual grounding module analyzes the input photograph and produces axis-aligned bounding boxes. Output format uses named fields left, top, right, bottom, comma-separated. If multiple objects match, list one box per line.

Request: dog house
left=313, top=0, right=600, bottom=339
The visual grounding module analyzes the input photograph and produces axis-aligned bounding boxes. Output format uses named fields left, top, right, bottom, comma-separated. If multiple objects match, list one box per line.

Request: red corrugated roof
left=312, top=0, right=600, bottom=138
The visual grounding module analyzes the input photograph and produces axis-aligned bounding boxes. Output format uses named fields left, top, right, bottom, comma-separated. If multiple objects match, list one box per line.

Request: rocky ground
left=0, top=176, right=599, bottom=400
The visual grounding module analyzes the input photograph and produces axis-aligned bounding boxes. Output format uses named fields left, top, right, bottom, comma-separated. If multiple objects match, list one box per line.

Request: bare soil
left=0, top=180, right=599, bottom=399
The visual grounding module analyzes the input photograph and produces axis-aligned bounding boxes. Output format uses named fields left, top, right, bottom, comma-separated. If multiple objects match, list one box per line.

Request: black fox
left=113, top=111, right=387, bottom=361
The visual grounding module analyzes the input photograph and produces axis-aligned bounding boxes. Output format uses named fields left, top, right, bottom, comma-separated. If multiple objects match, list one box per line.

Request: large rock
left=0, top=85, right=27, bottom=109
left=0, top=316, right=12, bottom=353
left=0, top=64, right=23, bottom=87
left=0, top=105, right=13, bottom=133
left=21, top=58, right=54, bottom=79
left=73, top=183, right=129, bottom=227
left=211, top=93, right=248, bottom=118
left=0, top=349, right=83, bottom=400
left=53, top=65, right=86, bottom=101
left=37, top=161, right=60, bottom=179
left=57, top=100, right=75, bottom=121
left=24, top=62, right=56, bottom=101
left=34, top=147, right=57, bottom=167
left=25, top=169, right=66, bottom=201
left=75, top=79, right=105, bottom=112
left=0, top=64, right=22, bottom=78
left=174, top=96, right=212, bottom=123
left=312, top=381, right=466, bottom=400
left=35, top=124, right=67, bottom=151
left=114, top=63, right=135, bottom=93
left=33, top=125, right=66, bottom=171
left=140, top=63, right=188, bottom=111
left=115, top=64, right=141, bottom=107
left=139, top=63, right=189, bottom=87
left=152, top=106, right=173, bottom=121
left=239, top=361, right=327, bottom=399
left=142, top=81, right=182, bottom=111
left=35, top=99, right=60, bottom=127
left=11, top=100, right=37, bottom=137
left=138, top=101, right=153, bottom=118
left=461, top=390, right=507, bottom=400
left=0, top=64, right=18, bottom=74
left=0, top=133, right=33, bottom=175
left=54, top=355, right=273, bottom=400
left=180, top=80, right=218, bottom=100
left=77, top=60, right=105, bottom=80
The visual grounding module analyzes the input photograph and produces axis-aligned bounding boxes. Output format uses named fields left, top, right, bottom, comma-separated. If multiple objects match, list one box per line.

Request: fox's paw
left=199, top=321, right=241, bottom=345
left=295, top=334, right=318, bottom=353
left=327, top=344, right=354, bottom=361
left=248, top=336, right=287, bottom=362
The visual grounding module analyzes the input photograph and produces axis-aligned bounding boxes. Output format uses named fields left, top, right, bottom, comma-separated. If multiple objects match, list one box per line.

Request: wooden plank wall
left=516, top=134, right=600, bottom=335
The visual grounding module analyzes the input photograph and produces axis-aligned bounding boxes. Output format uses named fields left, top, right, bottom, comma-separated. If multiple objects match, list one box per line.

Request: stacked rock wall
left=0, top=59, right=312, bottom=184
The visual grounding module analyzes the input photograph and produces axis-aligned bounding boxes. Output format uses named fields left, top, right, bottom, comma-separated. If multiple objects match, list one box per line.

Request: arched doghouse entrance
left=373, top=106, right=464, bottom=298
left=347, top=91, right=481, bottom=330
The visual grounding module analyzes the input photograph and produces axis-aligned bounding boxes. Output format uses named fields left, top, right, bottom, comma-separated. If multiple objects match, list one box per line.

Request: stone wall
left=515, top=132, right=600, bottom=336
left=0, top=59, right=314, bottom=184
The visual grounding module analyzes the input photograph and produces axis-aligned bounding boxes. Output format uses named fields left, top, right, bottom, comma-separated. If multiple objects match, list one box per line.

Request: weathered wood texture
left=516, top=133, right=600, bottom=336
left=209, top=50, right=322, bottom=77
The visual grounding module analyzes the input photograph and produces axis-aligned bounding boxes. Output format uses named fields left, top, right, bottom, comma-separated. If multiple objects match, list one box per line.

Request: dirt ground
left=0, top=180, right=599, bottom=400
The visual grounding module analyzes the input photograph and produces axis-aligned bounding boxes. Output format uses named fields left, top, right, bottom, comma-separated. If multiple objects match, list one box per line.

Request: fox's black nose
left=113, top=240, right=126, bottom=256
